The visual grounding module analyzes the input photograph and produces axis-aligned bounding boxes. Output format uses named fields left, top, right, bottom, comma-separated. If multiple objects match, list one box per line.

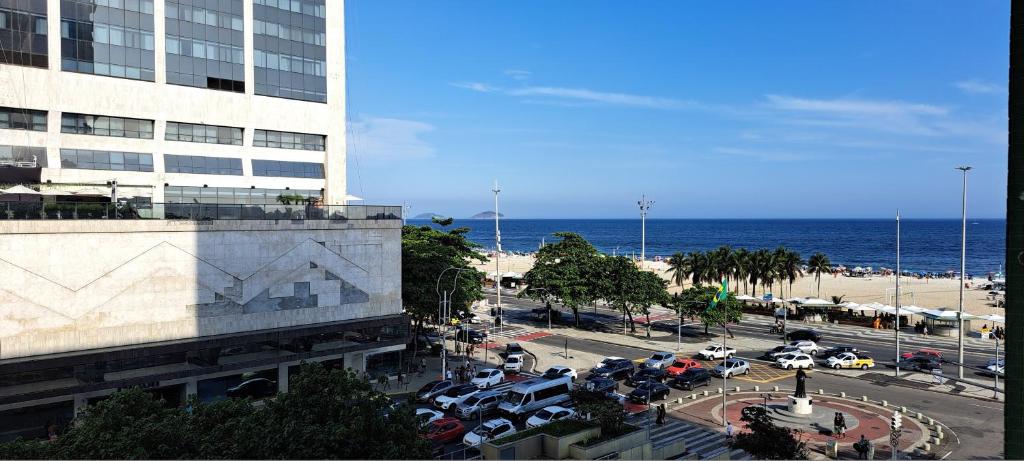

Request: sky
left=344, top=1, right=1009, bottom=219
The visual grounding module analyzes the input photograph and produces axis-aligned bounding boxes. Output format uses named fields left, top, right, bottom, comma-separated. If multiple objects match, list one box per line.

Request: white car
left=984, top=363, right=1005, bottom=377
left=542, top=365, right=578, bottom=381
left=698, top=344, right=736, bottom=360
left=434, top=387, right=480, bottom=410
left=525, top=405, right=577, bottom=429
left=416, top=408, right=445, bottom=428
left=711, top=359, right=750, bottom=378
left=471, top=368, right=505, bottom=389
left=503, top=354, right=524, bottom=373
left=643, top=351, right=677, bottom=369
left=463, top=417, right=516, bottom=447
left=596, top=356, right=625, bottom=369
left=776, top=353, right=815, bottom=369
left=789, top=340, right=819, bottom=356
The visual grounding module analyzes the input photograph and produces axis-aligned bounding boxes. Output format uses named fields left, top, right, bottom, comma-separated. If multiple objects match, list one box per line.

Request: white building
left=0, top=0, right=407, bottom=440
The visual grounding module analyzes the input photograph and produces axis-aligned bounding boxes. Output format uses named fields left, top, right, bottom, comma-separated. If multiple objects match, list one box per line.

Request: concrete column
left=72, top=394, right=88, bottom=416
left=278, top=363, right=289, bottom=393
left=184, top=378, right=198, bottom=399
left=345, top=352, right=365, bottom=373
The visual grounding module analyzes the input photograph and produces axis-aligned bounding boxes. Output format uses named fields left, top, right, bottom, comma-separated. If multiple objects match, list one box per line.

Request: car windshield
left=725, top=360, right=741, bottom=367
left=781, top=354, right=796, bottom=360
left=505, top=391, right=526, bottom=404
left=476, top=371, right=491, bottom=378
left=682, top=369, right=701, bottom=377
left=417, top=413, right=433, bottom=422
left=418, top=382, right=439, bottom=393
left=672, top=361, right=688, bottom=367
left=427, top=423, right=445, bottom=434
left=463, top=395, right=481, bottom=405
left=507, top=357, right=519, bottom=363
left=636, top=382, right=655, bottom=390
left=535, top=409, right=554, bottom=419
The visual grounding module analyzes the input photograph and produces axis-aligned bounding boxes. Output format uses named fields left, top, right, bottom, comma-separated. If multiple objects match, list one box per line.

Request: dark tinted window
left=60, top=148, right=153, bottom=172
left=253, top=0, right=326, bottom=102
left=0, top=1, right=48, bottom=68
left=0, top=107, right=46, bottom=131
left=165, top=121, right=243, bottom=145
left=253, top=129, right=325, bottom=151
left=251, top=159, right=323, bottom=178
left=164, top=186, right=320, bottom=205
left=60, top=0, right=156, bottom=81
left=165, top=0, right=244, bottom=92
left=164, top=154, right=242, bottom=175
left=61, top=113, right=154, bottom=138
left=0, top=145, right=47, bottom=167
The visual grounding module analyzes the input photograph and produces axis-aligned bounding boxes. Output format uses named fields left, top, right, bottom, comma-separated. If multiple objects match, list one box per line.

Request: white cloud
left=955, top=80, right=1006, bottom=95
left=503, top=69, right=532, bottom=81
left=508, top=86, right=694, bottom=110
left=450, top=82, right=497, bottom=93
left=764, top=94, right=948, bottom=116
left=347, top=117, right=436, bottom=162
left=713, top=147, right=807, bottom=162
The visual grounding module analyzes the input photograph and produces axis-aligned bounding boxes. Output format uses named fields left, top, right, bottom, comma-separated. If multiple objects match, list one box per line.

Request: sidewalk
left=375, top=349, right=507, bottom=397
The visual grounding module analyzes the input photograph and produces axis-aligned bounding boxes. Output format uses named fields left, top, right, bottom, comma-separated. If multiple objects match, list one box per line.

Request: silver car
left=456, top=390, right=503, bottom=419
left=711, top=359, right=750, bottom=378
left=643, top=351, right=676, bottom=369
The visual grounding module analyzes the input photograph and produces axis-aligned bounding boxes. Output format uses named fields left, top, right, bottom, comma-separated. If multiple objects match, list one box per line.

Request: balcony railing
left=0, top=202, right=402, bottom=221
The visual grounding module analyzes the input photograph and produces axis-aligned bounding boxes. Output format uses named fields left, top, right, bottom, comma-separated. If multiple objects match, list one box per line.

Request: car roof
left=541, top=405, right=568, bottom=412
left=483, top=418, right=512, bottom=427
left=475, top=390, right=502, bottom=398
left=433, top=417, right=460, bottom=425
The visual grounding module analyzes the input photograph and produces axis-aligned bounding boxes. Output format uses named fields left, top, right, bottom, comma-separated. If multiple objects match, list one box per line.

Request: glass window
left=0, top=107, right=47, bottom=131
left=252, top=160, right=324, bottom=178
left=164, top=154, right=242, bottom=175
left=253, top=129, right=325, bottom=151
left=165, top=0, right=244, bottom=92
left=0, top=3, right=49, bottom=68
left=164, top=186, right=318, bottom=205
left=59, top=149, right=153, bottom=172
left=165, top=121, right=243, bottom=145
left=61, top=113, right=154, bottom=139
left=0, top=144, right=46, bottom=167
left=60, top=0, right=155, bottom=80
left=253, top=0, right=326, bottom=102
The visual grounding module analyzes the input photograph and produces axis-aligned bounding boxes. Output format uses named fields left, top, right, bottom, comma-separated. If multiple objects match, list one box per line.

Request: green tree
left=594, top=256, right=666, bottom=333
left=572, top=389, right=625, bottom=436
left=519, top=232, right=601, bottom=327
left=782, top=250, right=804, bottom=299
left=807, top=252, right=831, bottom=298
left=732, top=248, right=751, bottom=295
left=733, top=405, right=808, bottom=459
left=402, top=217, right=485, bottom=357
left=676, top=286, right=742, bottom=336
left=629, top=270, right=669, bottom=330
left=666, top=252, right=690, bottom=288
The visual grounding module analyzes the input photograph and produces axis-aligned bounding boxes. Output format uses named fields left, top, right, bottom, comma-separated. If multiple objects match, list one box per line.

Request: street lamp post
left=493, top=181, right=503, bottom=336
left=638, top=195, right=653, bottom=270
left=995, top=338, right=1001, bottom=399
left=435, top=267, right=467, bottom=381
left=956, top=166, right=972, bottom=379
left=895, top=210, right=901, bottom=377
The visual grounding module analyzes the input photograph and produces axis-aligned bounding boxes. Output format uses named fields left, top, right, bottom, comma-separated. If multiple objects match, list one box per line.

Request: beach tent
left=921, top=309, right=978, bottom=320
left=979, top=314, right=1006, bottom=323
left=70, top=186, right=111, bottom=197
left=501, top=271, right=523, bottom=279
left=797, top=298, right=834, bottom=306
left=0, top=184, right=42, bottom=202
left=897, top=305, right=926, bottom=314
left=735, top=294, right=758, bottom=301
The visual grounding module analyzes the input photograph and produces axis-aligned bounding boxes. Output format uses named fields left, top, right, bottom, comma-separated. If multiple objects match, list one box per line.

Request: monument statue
left=794, top=368, right=809, bottom=398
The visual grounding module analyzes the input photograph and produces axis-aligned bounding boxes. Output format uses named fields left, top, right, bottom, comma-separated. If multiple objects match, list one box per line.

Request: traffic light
left=891, top=411, right=902, bottom=432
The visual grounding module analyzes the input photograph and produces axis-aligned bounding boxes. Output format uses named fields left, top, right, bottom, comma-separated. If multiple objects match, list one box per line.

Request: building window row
left=60, top=0, right=156, bottom=81
left=252, top=159, right=323, bottom=178
left=88, top=0, right=155, bottom=15
left=166, top=121, right=243, bottom=145
left=0, top=107, right=47, bottom=131
left=60, top=148, right=154, bottom=172
left=253, top=19, right=324, bottom=46
left=253, top=129, right=325, bottom=151
left=165, top=0, right=244, bottom=93
left=166, top=37, right=242, bottom=64
left=0, top=4, right=49, bottom=68
left=61, top=113, right=155, bottom=139
left=253, top=50, right=325, bottom=77
left=164, top=154, right=242, bottom=176
left=165, top=185, right=320, bottom=205
left=253, top=0, right=326, bottom=19
left=166, top=2, right=243, bottom=31
left=0, top=145, right=47, bottom=168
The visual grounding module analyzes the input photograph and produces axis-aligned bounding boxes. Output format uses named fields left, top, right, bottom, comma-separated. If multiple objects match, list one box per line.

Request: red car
left=422, top=417, right=465, bottom=444
left=665, top=358, right=702, bottom=376
left=901, top=348, right=942, bottom=360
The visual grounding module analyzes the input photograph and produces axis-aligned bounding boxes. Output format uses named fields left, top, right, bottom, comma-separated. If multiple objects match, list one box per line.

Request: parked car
left=498, top=377, right=573, bottom=419
left=525, top=405, right=576, bottom=429
left=422, top=417, right=466, bottom=444
left=582, top=377, right=619, bottom=395
left=820, top=346, right=860, bottom=360
left=226, top=378, right=277, bottom=399
left=456, top=391, right=503, bottom=419
left=542, top=366, right=578, bottom=381
left=416, top=380, right=454, bottom=403
left=643, top=351, right=677, bottom=369
left=785, top=329, right=822, bottom=342
left=826, top=352, right=875, bottom=370
left=776, top=353, right=815, bottom=369
left=625, top=367, right=668, bottom=387
left=505, top=343, right=525, bottom=356
left=711, top=359, right=750, bottom=378
left=697, top=344, right=736, bottom=360
left=416, top=408, right=445, bottom=429
left=761, top=345, right=802, bottom=360
left=788, top=340, right=819, bottom=356
left=982, top=363, right=1005, bottom=377
left=896, top=356, right=942, bottom=372
left=901, top=348, right=942, bottom=360
left=595, top=356, right=626, bottom=369
left=454, top=327, right=488, bottom=344
left=471, top=368, right=505, bottom=389
left=434, top=384, right=480, bottom=410
left=671, top=368, right=711, bottom=390
left=588, top=359, right=636, bottom=380
left=665, top=358, right=701, bottom=377
left=503, top=354, right=524, bottom=373
left=463, top=417, right=516, bottom=447
left=628, top=381, right=671, bottom=403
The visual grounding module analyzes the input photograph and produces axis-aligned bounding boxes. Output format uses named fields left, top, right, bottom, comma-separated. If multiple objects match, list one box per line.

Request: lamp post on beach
left=638, top=195, right=653, bottom=270
left=895, top=210, right=901, bottom=377
left=956, top=166, right=971, bottom=380
left=493, top=180, right=503, bottom=336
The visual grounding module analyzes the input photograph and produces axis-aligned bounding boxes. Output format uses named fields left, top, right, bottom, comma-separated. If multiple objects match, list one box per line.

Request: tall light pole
left=436, top=267, right=465, bottom=381
left=493, top=181, right=503, bottom=335
left=638, top=195, right=654, bottom=270
left=895, top=210, right=901, bottom=377
left=956, top=166, right=971, bottom=379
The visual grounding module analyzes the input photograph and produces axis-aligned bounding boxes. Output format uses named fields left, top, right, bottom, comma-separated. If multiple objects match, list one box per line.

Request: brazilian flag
left=706, top=278, right=728, bottom=312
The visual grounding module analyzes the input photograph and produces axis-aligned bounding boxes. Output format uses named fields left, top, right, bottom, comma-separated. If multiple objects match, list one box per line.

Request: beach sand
left=471, top=255, right=1003, bottom=317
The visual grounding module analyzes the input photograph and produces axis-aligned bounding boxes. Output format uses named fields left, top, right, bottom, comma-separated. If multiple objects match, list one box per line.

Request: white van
left=497, top=376, right=572, bottom=419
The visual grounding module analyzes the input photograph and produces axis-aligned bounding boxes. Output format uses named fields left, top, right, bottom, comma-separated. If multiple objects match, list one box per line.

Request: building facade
left=0, top=0, right=408, bottom=442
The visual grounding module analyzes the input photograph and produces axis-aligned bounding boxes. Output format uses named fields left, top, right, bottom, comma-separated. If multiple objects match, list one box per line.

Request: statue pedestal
left=789, top=396, right=813, bottom=415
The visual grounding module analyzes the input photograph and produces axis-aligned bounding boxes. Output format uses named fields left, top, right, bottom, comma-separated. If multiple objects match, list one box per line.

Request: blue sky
left=345, top=1, right=1009, bottom=219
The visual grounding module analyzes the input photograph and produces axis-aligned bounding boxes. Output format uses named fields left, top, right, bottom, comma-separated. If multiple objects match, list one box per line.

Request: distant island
left=469, top=211, right=505, bottom=219
left=412, top=212, right=446, bottom=219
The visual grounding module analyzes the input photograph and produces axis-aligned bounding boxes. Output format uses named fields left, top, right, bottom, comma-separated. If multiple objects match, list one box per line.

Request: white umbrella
left=837, top=301, right=861, bottom=309
left=71, top=186, right=111, bottom=196
left=980, top=314, right=1006, bottom=323
left=735, top=294, right=758, bottom=301
left=897, top=305, right=927, bottom=314
left=0, top=185, right=41, bottom=195
left=798, top=298, right=834, bottom=306
left=502, top=271, right=522, bottom=279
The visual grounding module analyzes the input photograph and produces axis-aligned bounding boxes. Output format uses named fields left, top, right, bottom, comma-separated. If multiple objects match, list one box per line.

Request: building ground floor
left=0, top=314, right=408, bottom=442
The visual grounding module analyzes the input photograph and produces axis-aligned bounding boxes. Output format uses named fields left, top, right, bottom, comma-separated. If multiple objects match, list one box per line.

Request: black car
left=454, top=327, right=488, bottom=344
left=416, top=380, right=454, bottom=402
left=785, top=329, right=822, bottom=342
left=628, top=381, right=671, bottom=403
left=226, top=378, right=277, bottom=399
left=581, top=377, right=619, bottom=395
left=625, top=367, right=667, bottom=387
left=671, top=368, right=711, bottom=390
left=896, top=356, right=942, bottom=372
left=820, top=346, right=860, bottom=360
left=505, top=343, right=525, bottom=355
left=588, top=359, right=635, bottom=380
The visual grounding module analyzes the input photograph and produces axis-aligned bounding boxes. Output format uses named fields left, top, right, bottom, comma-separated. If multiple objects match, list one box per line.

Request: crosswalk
left=628, top=413, right=751, bottom=460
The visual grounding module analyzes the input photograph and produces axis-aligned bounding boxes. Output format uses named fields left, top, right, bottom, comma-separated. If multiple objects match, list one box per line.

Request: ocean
left=406, top=219, right=1007, bottom=275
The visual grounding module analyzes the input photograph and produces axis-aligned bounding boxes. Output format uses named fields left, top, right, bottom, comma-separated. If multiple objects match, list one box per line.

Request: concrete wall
left=0, top=0, right=347, bottom=204
left=0, top=218, right=400, bottom=359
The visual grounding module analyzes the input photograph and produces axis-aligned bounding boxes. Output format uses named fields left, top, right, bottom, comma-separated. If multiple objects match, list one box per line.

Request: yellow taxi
left=826, top=352, right=875, bottom=370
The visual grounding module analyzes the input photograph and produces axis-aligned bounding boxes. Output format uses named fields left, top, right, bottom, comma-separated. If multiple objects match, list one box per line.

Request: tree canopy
left=519, top=232, right=602, bottom=326
left=733, top=405, right=808, bottom=460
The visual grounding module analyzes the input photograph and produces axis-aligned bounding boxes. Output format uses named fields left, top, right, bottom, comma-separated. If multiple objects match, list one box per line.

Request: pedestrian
left=445, top=368, right=453, bottom=381
left=836, top=413, right=847, bottom=438
left=419, top=358, right=427, bottom=376
left=725, top=422, right=734, bottom=440
left=854, top=435, right=869, bottom=459
left=922, top=324, right=929, bottom=336
left=378, top=373, right=389, bottom=390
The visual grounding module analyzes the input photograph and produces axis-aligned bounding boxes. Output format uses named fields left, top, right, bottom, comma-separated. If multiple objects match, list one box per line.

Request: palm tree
left=688, top=251, right=708, bottom=287
left=782, top=249, right=804, bottom=299
left=667, top=252, right=690, bottom=288
left=713, top=246, right=733, bottom=287
left=808, top=252, right=831, bottom=298
left=831, top=294, right=845, bottom=305
left=748, top=249, right=768, bottom=297
left=733, top=248, right=750, bottom=294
